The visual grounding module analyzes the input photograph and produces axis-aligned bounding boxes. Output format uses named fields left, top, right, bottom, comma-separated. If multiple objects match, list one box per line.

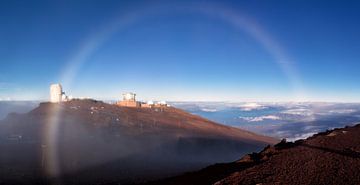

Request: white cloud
left=239, top=115, right=281, bottom=122
left=281, top=108, right=313, bottom=116
left=237, top=102, right=267, bottom=111
left=328, top=109, right=356, bottom=114
left=0, top=97, right=12, bottom=101
left=303, top=125, right=320, bottom=131
left=200, top=108, right=218, bottom=112
left=286, top=132, right=317, bottom=142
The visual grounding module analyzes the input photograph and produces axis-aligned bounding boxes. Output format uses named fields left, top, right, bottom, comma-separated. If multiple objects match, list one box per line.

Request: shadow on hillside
left=301, top=143, right=360, bottom=159
left=141, top=161, right=258, bottom=185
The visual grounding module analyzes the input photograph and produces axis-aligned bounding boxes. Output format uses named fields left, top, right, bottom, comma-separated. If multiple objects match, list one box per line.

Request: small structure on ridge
left=117, top=92, right=141, bottom=107
left=49, top=83, right=71, bottom=103
left=116, top=92, right=169, bottom=108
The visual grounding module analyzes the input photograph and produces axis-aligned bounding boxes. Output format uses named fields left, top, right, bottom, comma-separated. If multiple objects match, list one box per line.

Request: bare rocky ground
left=145, top=123, right=360, bottom=185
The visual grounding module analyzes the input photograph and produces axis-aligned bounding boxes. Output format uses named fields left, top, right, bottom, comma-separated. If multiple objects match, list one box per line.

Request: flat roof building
left=123, top=92, right=136, bottom=101
left=117, top=92, right=140, bottom=107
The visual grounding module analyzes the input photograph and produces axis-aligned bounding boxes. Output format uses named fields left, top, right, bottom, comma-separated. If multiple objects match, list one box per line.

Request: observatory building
left=123, top=92, right=136, bottom=101
left=50, top=84, right=64, bottom=103
left=117, top=92, right=141, bottom=107
left=50, top=83, right=71, bottom=103
left=116, top=92, right=169, bottom=108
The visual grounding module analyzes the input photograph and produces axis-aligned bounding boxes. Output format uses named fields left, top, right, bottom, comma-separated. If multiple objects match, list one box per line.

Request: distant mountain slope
left=0, top=99, right=276, bottom=184
left=148, top=123, right=360, bottom=185
left=0, top=101, right=38, bottom=119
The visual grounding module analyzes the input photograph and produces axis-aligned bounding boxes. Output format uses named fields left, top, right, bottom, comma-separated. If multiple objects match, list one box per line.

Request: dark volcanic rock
left=148, top=124, right=360, bottom=185
left=0, top=99, right=276, bottom=185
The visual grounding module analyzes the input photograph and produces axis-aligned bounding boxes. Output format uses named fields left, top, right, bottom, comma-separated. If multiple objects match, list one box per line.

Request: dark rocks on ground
left=146, top=123, right=360, bottom=185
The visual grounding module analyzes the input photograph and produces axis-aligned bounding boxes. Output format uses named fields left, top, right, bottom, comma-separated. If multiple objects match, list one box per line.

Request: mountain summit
left=0, top=99, right=276, bottom=184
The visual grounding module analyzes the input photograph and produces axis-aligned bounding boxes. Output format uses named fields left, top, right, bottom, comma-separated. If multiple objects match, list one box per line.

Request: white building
left=50, top=84, right=63, bottom=103
left=158, top=100, right=167, bottom=105
left=123, top=92, right=136, bottom=101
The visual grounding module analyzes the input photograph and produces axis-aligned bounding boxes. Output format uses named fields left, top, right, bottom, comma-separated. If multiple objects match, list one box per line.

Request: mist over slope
left=0, top=101, right=38, bottom=119
left=147, top=123, right=360, bottom=185
left=0, top=99, right=276, bottom=184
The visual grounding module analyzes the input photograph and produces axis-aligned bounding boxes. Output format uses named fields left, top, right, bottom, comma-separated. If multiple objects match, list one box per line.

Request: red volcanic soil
left=0, top=99, right=277, bottom=185
left=147, top=124, right=360, bottom=185
left=23, top=99, right=276, bottom=143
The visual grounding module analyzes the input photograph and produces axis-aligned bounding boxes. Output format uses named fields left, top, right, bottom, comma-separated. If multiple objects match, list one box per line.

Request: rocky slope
left=147, top=123, right=360, bottom=185
left=0, top=99, right=276, bottom=184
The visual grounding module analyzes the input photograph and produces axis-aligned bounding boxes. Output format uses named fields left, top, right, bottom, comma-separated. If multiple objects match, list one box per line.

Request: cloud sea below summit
left=173, top=102, right=360, bottom=141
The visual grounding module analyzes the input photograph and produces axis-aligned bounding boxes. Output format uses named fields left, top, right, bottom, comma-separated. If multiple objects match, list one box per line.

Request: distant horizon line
left=1, top=98, right=360, bottom=104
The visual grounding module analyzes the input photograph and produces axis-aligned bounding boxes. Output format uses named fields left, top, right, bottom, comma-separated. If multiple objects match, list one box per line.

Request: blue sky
left=1, top=0, right=360, bottom=102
